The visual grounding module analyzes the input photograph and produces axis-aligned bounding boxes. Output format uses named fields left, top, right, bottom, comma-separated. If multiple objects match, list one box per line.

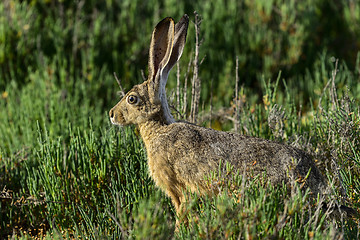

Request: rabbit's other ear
left=163, top=14, right=189, bottom=77
left=148, top=17, right=175, bottom=98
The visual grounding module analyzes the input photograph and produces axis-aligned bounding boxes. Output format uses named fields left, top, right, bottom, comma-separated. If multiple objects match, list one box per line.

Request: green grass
left=1, top=56, right=359, bottom=239
left=1, top=0, right=360, bottom=239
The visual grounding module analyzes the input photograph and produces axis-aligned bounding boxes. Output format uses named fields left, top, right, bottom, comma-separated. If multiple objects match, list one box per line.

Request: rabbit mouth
left=109, top=108, right=127, bottom=126
left=110, top=114, right=127, bottom=126
left=110, top=117, right=128, bottom=126
left=110, top=117, right=119, bottom=125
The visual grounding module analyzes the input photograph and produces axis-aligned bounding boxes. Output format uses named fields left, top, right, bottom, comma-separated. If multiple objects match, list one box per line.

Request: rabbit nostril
left=109, top=109, right=114, bottom=118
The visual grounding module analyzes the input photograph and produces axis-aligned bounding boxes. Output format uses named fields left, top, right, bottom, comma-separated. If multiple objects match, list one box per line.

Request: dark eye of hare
left=127, top=95, right=138, bottom=105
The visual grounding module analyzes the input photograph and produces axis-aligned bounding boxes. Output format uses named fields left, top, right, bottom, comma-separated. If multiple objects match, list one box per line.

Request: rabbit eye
left=127, top=95, right=139, bottom=105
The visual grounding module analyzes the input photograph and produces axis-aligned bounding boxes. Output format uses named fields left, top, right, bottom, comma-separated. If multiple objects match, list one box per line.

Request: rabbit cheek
left=110, top=101, right=135, bottom=126
left=122, top=104, right=148, bottom=125
left=125, top=105, right=143, bottom=125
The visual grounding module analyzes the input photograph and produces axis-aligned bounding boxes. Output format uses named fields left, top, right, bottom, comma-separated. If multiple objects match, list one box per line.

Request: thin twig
left=170, top=104, right=184, bottom=119
left=183, top=55, right=192, bottom=116
left=210, top=78, right=213, bottom=128
left=106, top=209, right=128, bottom=238
left=330, top=59, right=339, bottom=111
left=234, top=56, right=240, bottom=132
left=176, top=61, right=181, bottom=119
left=113, top=72, right=125, bottom=97
left=190, top=11, right=202, bottom=124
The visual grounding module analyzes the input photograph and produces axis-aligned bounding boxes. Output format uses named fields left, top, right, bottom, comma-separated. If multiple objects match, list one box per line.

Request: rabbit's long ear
left=148, top=15, right=189, bottom=100
left=163, top=14, right=189, bottom=78
left=148, top=17, right=175, bottom=96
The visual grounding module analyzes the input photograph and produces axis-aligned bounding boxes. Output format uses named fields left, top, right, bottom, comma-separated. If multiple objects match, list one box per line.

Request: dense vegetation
left=1, top=0, right=359, bottom=239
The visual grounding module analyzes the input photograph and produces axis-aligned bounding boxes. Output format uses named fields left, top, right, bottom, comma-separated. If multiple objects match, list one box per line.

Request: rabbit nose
left=109, top=109, right=114, bottom=119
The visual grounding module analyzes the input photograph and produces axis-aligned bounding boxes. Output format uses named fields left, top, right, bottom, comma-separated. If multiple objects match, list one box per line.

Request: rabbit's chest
left=146, top=146, right=176, bottom=188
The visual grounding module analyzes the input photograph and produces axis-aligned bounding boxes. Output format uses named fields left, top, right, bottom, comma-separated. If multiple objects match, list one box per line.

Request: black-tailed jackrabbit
left=109, top=15, right=354, bottom=223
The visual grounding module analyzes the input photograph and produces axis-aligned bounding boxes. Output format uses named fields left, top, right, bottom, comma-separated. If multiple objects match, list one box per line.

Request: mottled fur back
left=139, top=121, right=326, bottom=198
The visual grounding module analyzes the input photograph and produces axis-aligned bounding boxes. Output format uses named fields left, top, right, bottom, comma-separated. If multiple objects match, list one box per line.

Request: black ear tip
left=158, top=17, right=174, bottom=25
left=180, top=14, right=189, bottom=24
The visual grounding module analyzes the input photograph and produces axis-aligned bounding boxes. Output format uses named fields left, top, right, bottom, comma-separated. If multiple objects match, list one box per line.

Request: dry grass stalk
left=189, top=11, right=202, bottom=124
left=176, top=61, right=181, bottom=118
left=113, top=72, right=125, bottom=97
left=234, top=56, right=240, bottom=132
left=182, top=55, right=192, bottom=117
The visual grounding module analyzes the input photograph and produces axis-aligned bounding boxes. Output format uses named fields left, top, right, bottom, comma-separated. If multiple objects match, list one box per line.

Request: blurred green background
left=1, top=0, right=360, bottom=238
left=2, top=0, right=360, bottom=106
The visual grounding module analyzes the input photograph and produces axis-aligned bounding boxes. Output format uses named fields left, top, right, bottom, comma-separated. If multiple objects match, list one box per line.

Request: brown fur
left=109, top=15, right=328, bottom=222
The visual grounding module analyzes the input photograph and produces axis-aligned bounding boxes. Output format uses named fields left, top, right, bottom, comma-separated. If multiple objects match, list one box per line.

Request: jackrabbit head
left=109, top=15, right=189, bottom=126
